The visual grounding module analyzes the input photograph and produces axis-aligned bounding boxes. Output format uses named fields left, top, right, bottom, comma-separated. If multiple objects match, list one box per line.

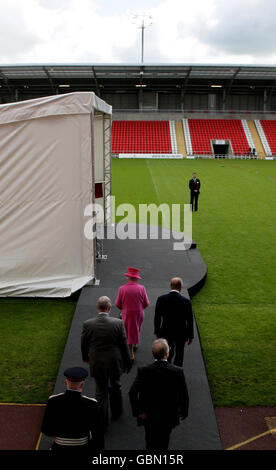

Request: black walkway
left=40, top=225, right=222, bottom=450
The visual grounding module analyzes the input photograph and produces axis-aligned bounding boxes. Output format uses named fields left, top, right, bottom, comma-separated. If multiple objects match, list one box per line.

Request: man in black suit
left=81, top=296, right=132, bottom=429
left=41, top=367, right=104, bottom=453
left=154, top=277, right=194, bottom=367
left=129, top=339, right=189, bottom=450
left=189, top=172, right=200, bottom=211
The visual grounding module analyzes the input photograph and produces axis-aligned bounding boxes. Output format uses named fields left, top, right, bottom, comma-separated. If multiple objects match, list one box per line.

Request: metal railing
left=112, top=108, right=276, bottom=115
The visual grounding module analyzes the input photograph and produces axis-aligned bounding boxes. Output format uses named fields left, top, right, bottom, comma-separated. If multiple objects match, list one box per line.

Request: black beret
left=64, top=367, right=88, bottom=382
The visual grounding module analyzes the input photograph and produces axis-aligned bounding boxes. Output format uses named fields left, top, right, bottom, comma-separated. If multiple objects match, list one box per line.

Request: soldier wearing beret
left=41, top=367, right=104, bottom=452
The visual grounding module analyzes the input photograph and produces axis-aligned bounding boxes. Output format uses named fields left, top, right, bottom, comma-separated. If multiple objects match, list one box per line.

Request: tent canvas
left=0, top=92, right=112, bottom=297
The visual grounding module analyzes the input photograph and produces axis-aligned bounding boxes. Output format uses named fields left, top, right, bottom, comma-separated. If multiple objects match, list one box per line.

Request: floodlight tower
left=132, top=12, right=153, bottom=64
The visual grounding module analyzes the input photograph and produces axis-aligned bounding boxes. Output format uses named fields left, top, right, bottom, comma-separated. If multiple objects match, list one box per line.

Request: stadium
left=0, top=62, right=275, bottom=453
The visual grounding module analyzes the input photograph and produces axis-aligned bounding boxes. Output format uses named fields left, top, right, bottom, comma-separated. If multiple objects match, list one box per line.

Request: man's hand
left=138, top=413, right=147, bottom=420
left=187, top=339, right=193, bottom=345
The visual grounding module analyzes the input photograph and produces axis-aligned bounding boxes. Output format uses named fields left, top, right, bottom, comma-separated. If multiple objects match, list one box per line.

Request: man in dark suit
left=129, top=339, right=189, bottom=450
left=189, top=172, right=201, bottom=211
left=154, top=277, right=194, bottom=367
left=81, top=296, right=132, bottom=429
left=41, top=367, right=104, bottom=453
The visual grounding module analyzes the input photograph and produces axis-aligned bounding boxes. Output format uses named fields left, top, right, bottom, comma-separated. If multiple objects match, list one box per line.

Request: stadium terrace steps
left=247, top=121, right=266, bottom=159
left=175, top=121, right=187, bottom=157
left=254, top=120, right=272, bottom=156
left=241, top=119, right=257, bottom=156
left=182, top=119, right=193, bottom=155
left=169, top=120, right=178, bottom=153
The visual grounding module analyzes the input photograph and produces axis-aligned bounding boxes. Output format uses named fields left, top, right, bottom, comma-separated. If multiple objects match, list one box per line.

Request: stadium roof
left=1, top=63, right=276, bottom=98
left=2, top=63, right=276, bottom=79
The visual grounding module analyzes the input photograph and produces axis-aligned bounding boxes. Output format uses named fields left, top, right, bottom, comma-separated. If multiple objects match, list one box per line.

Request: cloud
left=134, top=0, right=218, bottom=63
left=37, top=0, right=73, bottom=9
left=3, top=0, right=139, bottom=63
left=0, top=0, right=40, bottom=61
left=0, top=0, right=276, bottom=65
left=198, top=0, right=276, bottom=58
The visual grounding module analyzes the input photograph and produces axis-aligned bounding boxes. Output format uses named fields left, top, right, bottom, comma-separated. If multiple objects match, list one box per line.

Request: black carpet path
left=40, top=225, right=222, bottom=450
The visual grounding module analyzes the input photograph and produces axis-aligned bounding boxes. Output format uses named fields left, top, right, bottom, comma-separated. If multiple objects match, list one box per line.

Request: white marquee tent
left=0, top=92, right=112, bottom=297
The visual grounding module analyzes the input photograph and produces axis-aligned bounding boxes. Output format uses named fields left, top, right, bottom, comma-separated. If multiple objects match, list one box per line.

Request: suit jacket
left=154, top=291, right=194, bottom=341
left=41, top=389, right=104, bottom=450
left=81, top=313, right=132, bottom=380
left=129, top=361, right=189, bottom=428
left=189, top=178, right=200, bottom=194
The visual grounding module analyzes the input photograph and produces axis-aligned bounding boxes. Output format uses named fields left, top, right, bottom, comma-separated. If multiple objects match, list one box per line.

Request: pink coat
left=115, top=281, right=149, bottom=345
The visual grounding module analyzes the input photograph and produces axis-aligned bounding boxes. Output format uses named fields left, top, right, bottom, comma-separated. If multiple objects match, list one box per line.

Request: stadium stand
left=1, top=64, right=275, bottom=159
left=112, top=120, right=172, bottom=154
left=111, top=118, right=271, bottom=159
left=187, top=119, right=250, bottom=156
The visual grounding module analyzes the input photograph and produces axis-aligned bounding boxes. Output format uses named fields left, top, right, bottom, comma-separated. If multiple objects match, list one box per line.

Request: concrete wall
left=112, top=111, right=276, bottom=121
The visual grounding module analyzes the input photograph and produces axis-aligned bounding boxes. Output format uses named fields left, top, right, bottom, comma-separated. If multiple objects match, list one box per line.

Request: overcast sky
left=1, top=0, right=276, bottom=65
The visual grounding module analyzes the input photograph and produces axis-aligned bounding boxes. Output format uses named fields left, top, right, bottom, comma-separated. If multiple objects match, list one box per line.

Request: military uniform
left=41, top=367, right=104, bottom=452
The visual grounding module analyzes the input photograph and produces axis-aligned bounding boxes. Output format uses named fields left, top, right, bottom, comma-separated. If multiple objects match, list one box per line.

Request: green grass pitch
left=0, top=158, right=275, bottom=406
left=113, top=158, right=276, bottom=406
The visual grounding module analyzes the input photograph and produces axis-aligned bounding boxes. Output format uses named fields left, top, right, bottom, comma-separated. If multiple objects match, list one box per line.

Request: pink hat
left=124, top=267, right=141, bottom=279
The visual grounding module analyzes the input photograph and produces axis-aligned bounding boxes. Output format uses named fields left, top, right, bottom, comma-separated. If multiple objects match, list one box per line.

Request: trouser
left=167, top=337, right=186, bottom=367
left=95, top=376, right=122, bottom=428
left=190, top=192, right=199, bottom=211
left=144, top=421, right=173, bottom=450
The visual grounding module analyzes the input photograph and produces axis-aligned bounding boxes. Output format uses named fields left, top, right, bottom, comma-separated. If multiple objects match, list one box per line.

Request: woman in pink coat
left=115, top=267, right=149, bottom=360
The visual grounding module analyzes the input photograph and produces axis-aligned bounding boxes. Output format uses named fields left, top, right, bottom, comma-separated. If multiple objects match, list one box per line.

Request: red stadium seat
left=260, top=120, right=276, bottom=154
left=188, top=119, right=248, bottom=155
left=112, top=121, right=172, bottom=154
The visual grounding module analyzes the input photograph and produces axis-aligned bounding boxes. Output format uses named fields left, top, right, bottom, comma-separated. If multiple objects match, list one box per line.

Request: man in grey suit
left=81, top=296, right=132, bottom=430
